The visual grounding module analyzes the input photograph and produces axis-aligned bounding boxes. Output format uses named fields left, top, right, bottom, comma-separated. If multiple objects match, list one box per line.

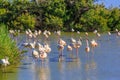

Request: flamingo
left=39, top=51, right=47, bottom=62
left=32, top=49, right=39, bottom=59
left=75, top=39, right=82, bottom=57
left=93, top=30, right=98, bottom=34
left=115, top=28, right=118, bottom=32
left=70, top=38, right=82, bottom=58
left=43, top=32, right=49, bottom=42
left=44, top=43, right=51, bottom=54
left=0, top=57, right=10, bottom=66
left=85, top=39, right=90, bottom=53
left=38, top=30, right=42, bottom=35
left=96, top=33, right=101, bottom=37
left=55, top=30, right=61, bottom=38
left=90, top=39, right=98, bottom=56
left=57, top=44, right=65, bottom=61
left=77, top=31, right=80, bottom=34
left=71, top=28, right=75, bottom=32
left=67, top=45, right=73, bottom=51
left=29, top=41, right=36, bottom=49
left=107, top=31, right=111, bottom=40
left=108, top=31, right=111, bottom=36
left=28, top=29, right=32, bottom=33
left=85, top=32, right=88, bottom=36
left=25, top=30, right=33, bottom=42
left=22, top=42, right=30, bottom=47
left=58, top=38, right=66, bottom=46
left=57, top=38, right=66, bottom=61
left=117, top=31, right=120, bottom=37
left=90, top=39, right=98, bottom=48
left=37, top=42, right=50, bottom=62
left=70, top=37, right=76, bottom=43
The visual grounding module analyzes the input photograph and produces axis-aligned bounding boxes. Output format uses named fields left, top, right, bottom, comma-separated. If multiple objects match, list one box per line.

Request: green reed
left=0, top=24, right=21, bottom=64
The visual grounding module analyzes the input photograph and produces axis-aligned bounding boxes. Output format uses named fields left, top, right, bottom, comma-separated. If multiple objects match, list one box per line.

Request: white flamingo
left=90, top=39, right=98, bottom=56
left=70, top=38, right=82, bottom=58
left=93, top=30, right=98, bottom=34
left=32, top=49, right=39, bottom=59
left=39, top=51, right=47, bottom=62
left=117, top=31, right=120, bottom=37
left=57, top=44, right=64, bottom=61
left=58, top=38, right=66, bottom=46
left=108, top=31, right=111, bottom=36
left=44, top=43, right=51, bottom=54
left=85, top=39, right=90, bottom=53
left=85, top=32, right=88, bottom=36
left=70, top=37, right=76, bottom=43
left=67, top=45, right=73, bottom=51
left=0, top=57, right=10, bottom=66
left=57, top=38, right=66, bottom=61
left=90, top=39, right=98, bottom=48
left=96, top=33, right=101, bottom=37
left=71, top=28, right=75, bottom=32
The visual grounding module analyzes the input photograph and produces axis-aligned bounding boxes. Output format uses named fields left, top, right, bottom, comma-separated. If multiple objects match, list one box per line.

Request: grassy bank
left=0, top=24, right=21, bottom=64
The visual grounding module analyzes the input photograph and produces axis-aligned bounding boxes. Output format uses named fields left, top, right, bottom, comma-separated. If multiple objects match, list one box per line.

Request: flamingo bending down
left=58, top=38, right=66, bottom=46
left=32, top=49, right=39, bottom=59
left=67, top=45, right=72, bottom=51
left=39, top=51, right=47, bottom=62
left=90, top=39, right=98, bottom=48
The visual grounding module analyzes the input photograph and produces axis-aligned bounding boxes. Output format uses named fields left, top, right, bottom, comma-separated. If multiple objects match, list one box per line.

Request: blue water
left=0, top=32, right=120, bottom=80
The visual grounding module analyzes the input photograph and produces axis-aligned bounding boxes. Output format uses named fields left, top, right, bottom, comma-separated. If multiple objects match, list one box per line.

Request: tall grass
left=0, top=24, right=20, bottom=64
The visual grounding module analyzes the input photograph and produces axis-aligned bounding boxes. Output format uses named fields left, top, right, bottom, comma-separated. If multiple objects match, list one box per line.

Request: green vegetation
left=0, top=0, right=120, bottom=32
left=0, top=24, right=21, bottom=64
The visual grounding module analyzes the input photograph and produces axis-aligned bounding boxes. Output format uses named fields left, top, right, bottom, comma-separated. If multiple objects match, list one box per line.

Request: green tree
left=42, top=0, right=65, bottom=31
left=108, top=8, right=120, bottom=31
left=80, top=4, right=110, bottom=32
left=64, top=0, right=93, bottom=31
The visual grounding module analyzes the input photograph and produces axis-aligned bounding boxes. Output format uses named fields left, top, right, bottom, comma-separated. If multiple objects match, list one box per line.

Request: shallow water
left=0, top=32, right=120, bottom=80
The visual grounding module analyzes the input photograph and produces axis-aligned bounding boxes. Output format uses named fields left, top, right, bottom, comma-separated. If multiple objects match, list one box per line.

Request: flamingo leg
left=59, top=50, right=63, bottom=61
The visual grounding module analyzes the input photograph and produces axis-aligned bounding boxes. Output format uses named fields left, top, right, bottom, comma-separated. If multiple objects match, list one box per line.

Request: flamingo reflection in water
left=85, top=52, right=97, bottom=80
left=57, top=61, right=68, bottom=80
left=30, top=59, right=50, bottom=80
left=38, top=62, right=50, bottom=80
left=66, top=58, right=81, bottom=70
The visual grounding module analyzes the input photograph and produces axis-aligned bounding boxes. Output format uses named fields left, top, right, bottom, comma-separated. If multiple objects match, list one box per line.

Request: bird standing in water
left=57, top=38, right=66, bottom=61
left=0, top=57, right=10, bottom=67
left=85, top=39, right=90, bottom=53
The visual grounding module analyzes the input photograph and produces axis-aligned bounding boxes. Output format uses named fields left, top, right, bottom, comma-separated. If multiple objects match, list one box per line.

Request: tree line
left=0, top=0, right=120, bottom=32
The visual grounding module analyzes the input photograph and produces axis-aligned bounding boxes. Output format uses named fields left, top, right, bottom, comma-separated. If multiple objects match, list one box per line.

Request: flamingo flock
left=22, top=31, right=51, bottom=62
left=1, top=28, right=120, bottom=67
